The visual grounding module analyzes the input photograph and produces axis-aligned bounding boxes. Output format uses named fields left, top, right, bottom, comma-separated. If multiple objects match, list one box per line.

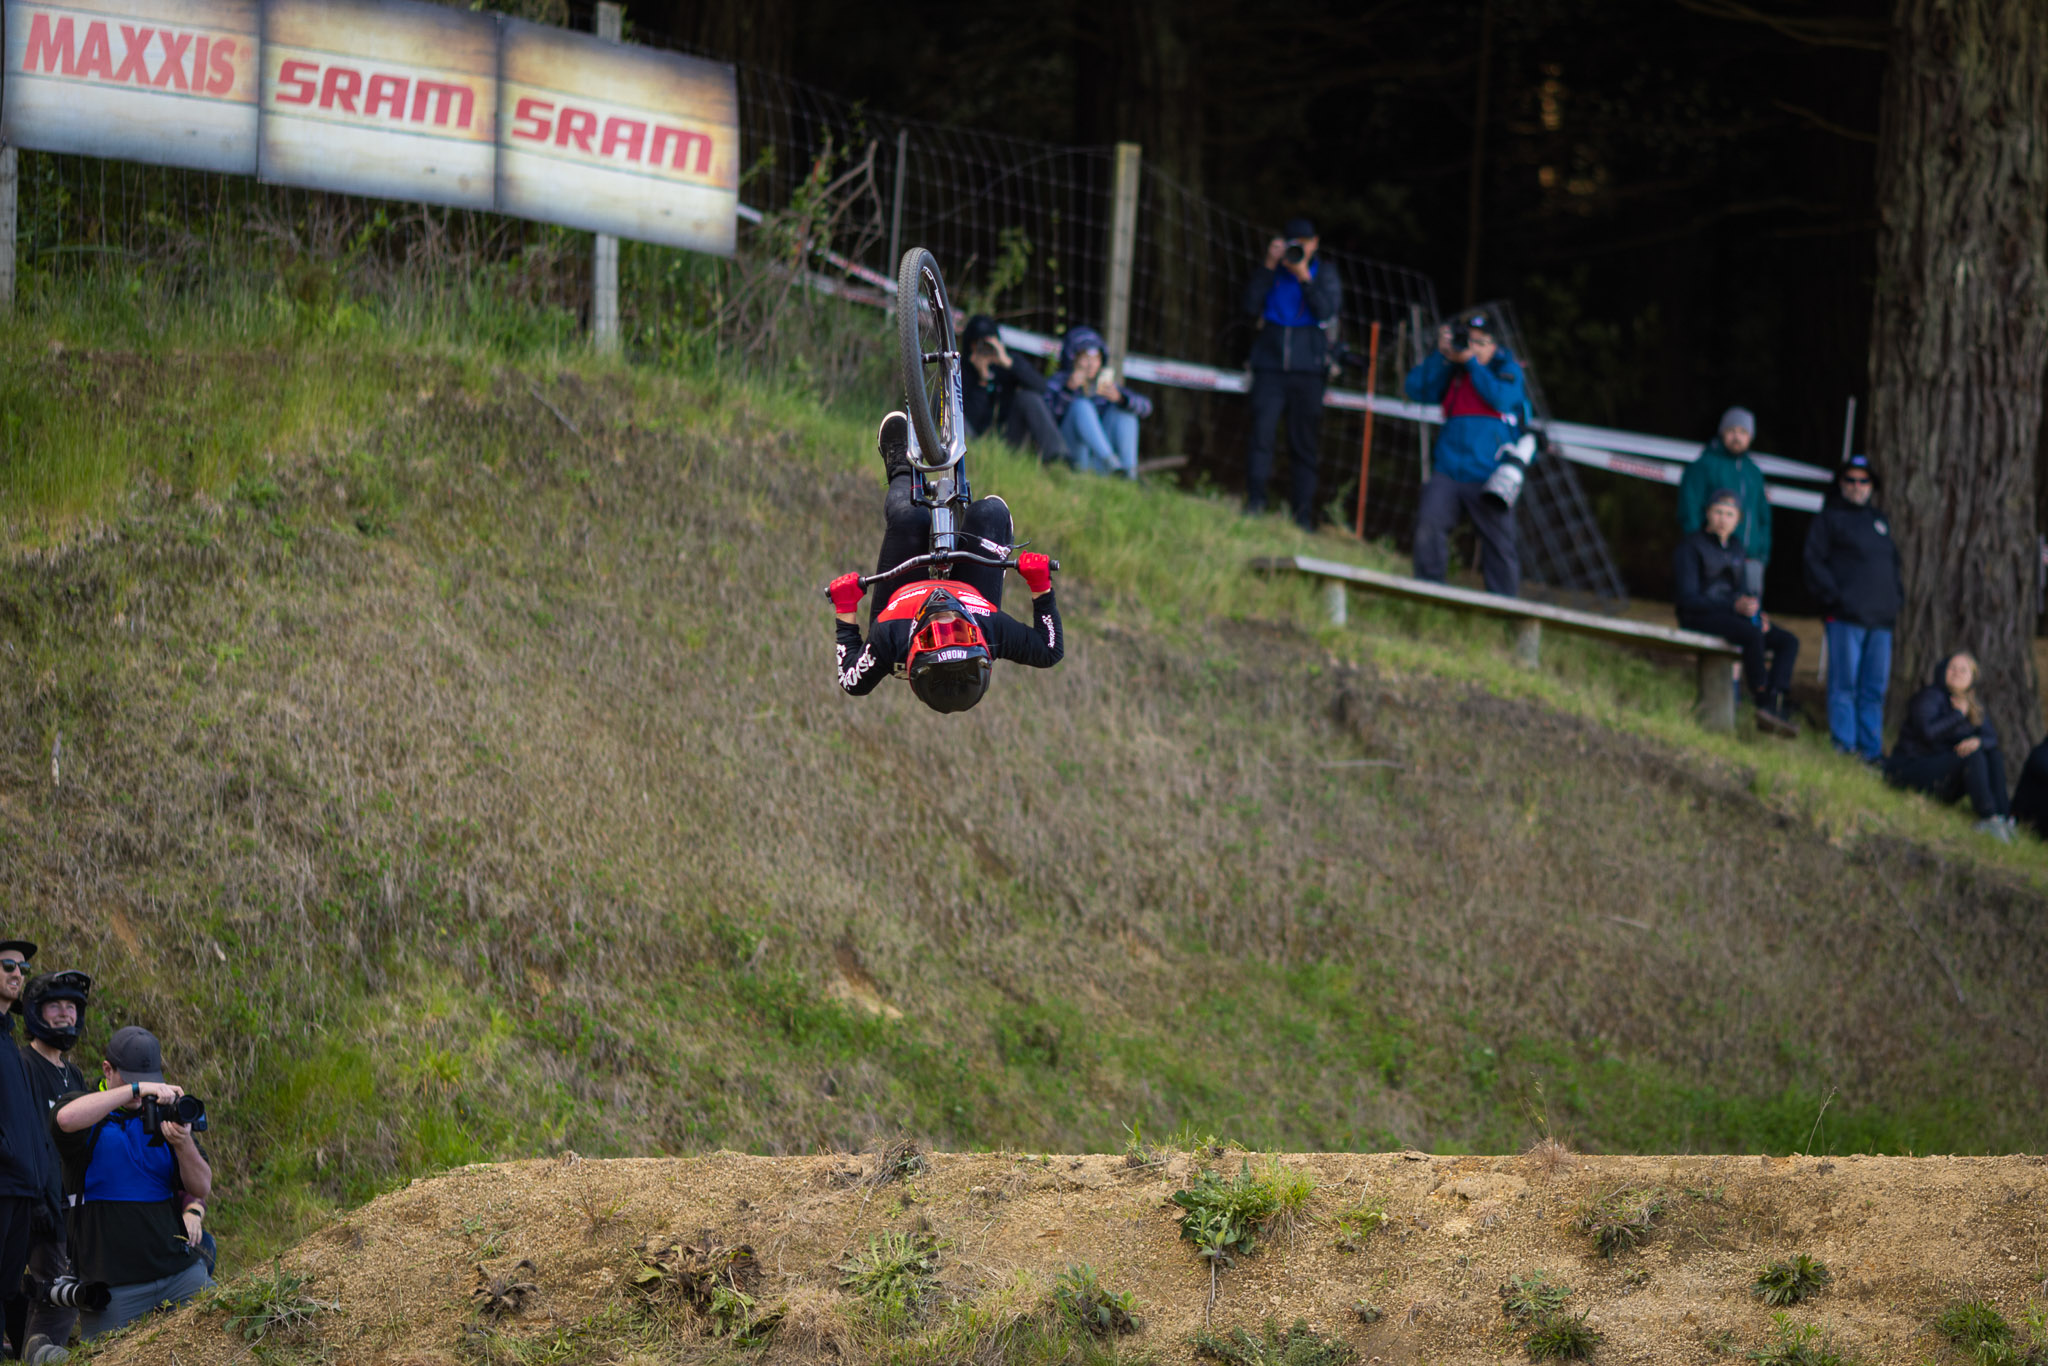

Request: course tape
left=744, top=202, right=1831, bottom=508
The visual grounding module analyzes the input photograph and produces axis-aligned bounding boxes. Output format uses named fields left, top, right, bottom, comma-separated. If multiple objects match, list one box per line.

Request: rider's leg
left=870, top=472, right=932, bottom=626
left=959, top=496, right=1014, bottom=609
left=1060, top=400, right=1117, bottom=473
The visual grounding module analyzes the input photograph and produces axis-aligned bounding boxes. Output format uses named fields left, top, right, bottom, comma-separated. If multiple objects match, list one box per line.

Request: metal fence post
left=1102, top=142, right=1141, bottom=382
left=591, top=3, right=623, bottom=354
left=0, top=146, right=17, bottom=313
left=887, top=129, right=908, bottom=278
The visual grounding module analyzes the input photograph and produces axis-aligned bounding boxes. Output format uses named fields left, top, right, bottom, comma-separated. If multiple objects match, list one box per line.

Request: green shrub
left=1573, top=1186, right=1668, bottom=1257
left=1194, top=1317, right=1356, bottom=1366
left=1752, top=1255, right=1830, bottom=1307
left=207, top=1258, right=334, bottom=1342
left=1939, top=1300, right=2015, bottom=1350
left=1747, top=1314, right=1857, bottom=1366
left=1524, top=1310, right=1600, bottom=1361
left=1050, top=1264, right=1142, bottom=1338
left=838, top=1230, right=942, bottom=1329
left=1500, top=1271, right=1573, bottom=1322
left=1171, top=1161, right=1285, bottom=1265
left=1332, top=1197, right=1390, bottom=1252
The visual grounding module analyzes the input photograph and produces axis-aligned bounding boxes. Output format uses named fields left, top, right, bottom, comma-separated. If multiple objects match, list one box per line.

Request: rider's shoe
left=877, top=411, right=912, bottom=482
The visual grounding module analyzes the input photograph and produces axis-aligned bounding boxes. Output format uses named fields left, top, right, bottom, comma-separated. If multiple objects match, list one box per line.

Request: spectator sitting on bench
left=1886, top=652, right=2015, bottom=841
left=1045, top=326, right=1152, bottom=479
left=1673, top=489, right=1799, bottom=736
left=960, top=315, right=1070, bottom=467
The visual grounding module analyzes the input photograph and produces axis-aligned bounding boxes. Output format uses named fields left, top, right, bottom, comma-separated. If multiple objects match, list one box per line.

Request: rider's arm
left=987, top=591, right=1063, bottom=669
left=836, top=619, right=896, bottom=696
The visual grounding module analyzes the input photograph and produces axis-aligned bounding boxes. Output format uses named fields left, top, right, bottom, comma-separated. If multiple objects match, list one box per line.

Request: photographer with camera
left=51, top=1027, right=211, bottom=1339
left=960, top=315, right=1071, bottom=466
left=12, top=972, right=90, bottom=1363
left=1404, top=311, right=1527, bottom=597
left=1241, top=218, right=1342, bottom=530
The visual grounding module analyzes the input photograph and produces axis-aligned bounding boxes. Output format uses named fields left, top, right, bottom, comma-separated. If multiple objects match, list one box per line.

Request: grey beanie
left=1718, top=406, right=1756, bottom=437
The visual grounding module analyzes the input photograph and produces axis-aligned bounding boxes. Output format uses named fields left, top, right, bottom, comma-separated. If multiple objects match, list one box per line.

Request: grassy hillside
left=3, top=283, right=2045, bottom=1277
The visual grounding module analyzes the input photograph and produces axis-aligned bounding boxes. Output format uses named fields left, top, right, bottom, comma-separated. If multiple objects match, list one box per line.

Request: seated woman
left=1885, top=652, right=2014, bottom=840
left=1672, top=489, right=1799, bottom=735
left=1045, top=325, right=1152, bottom=478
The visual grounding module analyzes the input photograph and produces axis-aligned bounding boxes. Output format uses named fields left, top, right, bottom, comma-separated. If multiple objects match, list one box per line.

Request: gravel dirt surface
left=99, top=1148, right=2048, bottom=1365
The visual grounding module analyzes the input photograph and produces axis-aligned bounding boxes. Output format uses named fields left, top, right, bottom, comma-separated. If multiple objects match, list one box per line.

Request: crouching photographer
left=51, top=1027, right=212, bottom=1340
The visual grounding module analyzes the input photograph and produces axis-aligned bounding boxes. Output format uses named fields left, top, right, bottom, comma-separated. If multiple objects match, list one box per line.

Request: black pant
left=0, top=1197, right=33, bottom=1349
left=1412, top=471, right=1520, bottom=597
left=1001, top=391, right=1070, bottom=465
left=1679, top=607, right=1798, bottom=697
left=870, top=474, right=1013, bottom=626
left=1245, top=369, right=1325, bottom=526
left=1887, top=746, right=2010, bottom=819
left=7, top=1234, right=75, bottom=1357
left=2012, top=739, right=2048, bottom=837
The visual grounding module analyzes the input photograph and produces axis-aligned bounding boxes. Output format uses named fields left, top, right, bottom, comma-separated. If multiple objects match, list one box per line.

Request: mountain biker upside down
left=828, top=412, right=1064, bottom=713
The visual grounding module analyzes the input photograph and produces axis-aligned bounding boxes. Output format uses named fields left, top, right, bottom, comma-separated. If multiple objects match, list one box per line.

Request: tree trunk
left=1868, top=0, right=2048, bottom=753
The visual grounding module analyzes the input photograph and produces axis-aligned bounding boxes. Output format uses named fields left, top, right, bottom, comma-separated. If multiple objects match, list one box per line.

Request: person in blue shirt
left=1403, top=311, right=1527, bottom=597
left=1241, top=218, right=1342, bottom=531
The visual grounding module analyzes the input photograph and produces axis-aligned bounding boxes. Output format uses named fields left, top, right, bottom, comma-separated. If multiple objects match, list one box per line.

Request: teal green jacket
left=1676, top=440, right=1772, bottom=565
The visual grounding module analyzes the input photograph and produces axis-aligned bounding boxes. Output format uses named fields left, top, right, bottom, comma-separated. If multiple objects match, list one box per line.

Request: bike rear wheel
left=896, top=247, right=965, bottom=469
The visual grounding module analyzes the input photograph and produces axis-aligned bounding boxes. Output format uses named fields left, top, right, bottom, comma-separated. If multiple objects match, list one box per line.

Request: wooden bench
left=1252, top=554, right=1745, bottom=730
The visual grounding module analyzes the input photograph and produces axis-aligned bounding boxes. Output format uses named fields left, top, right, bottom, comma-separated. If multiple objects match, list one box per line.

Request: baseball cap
left=962, top=314, right=1001, bottom=347
left=1283, top=217, right=1316, bottom=239
left=1707, top=488, right=1743, bottom=511
left=104, top=1025, right=165, bottom=1083
left=0, top=941, right=38, bottom=961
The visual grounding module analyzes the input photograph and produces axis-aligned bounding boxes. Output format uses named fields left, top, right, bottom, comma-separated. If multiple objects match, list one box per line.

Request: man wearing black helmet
left=828, top=413, right=1065, bottom=714
left=14, top=972, right=88, bottom=1364
left=0, top=940, right=57, bottom=1360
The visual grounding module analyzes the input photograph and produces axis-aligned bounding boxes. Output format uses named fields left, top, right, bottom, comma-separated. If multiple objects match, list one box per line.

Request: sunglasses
left=0, top=961, right=27, bottom=975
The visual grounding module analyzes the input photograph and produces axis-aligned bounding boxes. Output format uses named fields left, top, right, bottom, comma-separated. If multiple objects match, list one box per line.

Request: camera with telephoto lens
left=27, top=1275, right=111, bottom=1312
left=1281, top=242, right=1306, bottom=266
left=1482, top=433, right=1539, bottom=511
left=141, top=1093, right=207, bottom=1145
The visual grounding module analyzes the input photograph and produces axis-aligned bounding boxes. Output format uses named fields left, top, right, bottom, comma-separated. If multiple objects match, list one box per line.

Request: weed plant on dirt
left=5, top=282, right=2048, bottom=1278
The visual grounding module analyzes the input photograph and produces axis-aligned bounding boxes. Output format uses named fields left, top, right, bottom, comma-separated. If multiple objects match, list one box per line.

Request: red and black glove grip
left=827, top=572, right=865, bottom=614
left=1017, top=552, right=1054, bottom=595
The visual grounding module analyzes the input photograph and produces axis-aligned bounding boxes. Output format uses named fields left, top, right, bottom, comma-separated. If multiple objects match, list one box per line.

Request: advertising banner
left=258, top=0, right=497, bottom=209
left=497, top=18, right=736, bottom=254
left=1, top=0, right=260, bottom=173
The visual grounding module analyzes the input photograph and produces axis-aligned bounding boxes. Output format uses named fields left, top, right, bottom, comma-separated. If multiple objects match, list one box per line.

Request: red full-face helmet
left=905, top=588, right=992, bottom=713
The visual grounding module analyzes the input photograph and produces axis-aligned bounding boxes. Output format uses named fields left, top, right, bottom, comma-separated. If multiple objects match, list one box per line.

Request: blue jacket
left=1241, top=259, right=1343, bottom=372
left=1404, top=349, right=1528, bottom=484
left=1045, top=326, right=1153, bottom=423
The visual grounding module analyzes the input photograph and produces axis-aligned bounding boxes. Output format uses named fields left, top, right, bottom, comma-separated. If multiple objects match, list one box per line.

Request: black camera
left=27, top=1275, right=111, bottom=1312
left=141, top=1094, right=207, bottom=1145
left=1449, top=325, right=1471, bottom=351
left=1281, top=242, right=1306, bottom=266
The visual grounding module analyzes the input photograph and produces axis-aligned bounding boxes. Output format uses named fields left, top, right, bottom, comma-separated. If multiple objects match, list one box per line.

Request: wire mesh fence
left=5, top=4, right=1626, bottom=596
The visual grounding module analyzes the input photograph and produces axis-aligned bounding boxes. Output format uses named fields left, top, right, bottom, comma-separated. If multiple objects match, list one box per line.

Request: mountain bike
left=855, top=247, right=1054, bottom=592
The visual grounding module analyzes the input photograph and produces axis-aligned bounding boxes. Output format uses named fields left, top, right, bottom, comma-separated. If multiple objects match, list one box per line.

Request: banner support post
left=1103, top=142, right=1141, bottom=384
left=888, top=130, right=908, bottom=279
left=0, top=146, right=16, bottom=314
left=591, top=3, right=623, bottom=355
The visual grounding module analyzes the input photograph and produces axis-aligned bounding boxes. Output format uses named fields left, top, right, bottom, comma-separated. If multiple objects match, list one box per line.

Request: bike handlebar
left=824, top=551, right=1062, bottom=597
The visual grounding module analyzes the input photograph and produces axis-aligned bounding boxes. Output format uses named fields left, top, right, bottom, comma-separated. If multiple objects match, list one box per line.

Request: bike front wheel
left=896, top=247, right=965, bottom=470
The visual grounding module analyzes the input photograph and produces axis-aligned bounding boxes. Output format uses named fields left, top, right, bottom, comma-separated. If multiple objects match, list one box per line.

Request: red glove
left=827, top=572, right=864, bottom=614
left=1017, top=552, right=1054, bottom=595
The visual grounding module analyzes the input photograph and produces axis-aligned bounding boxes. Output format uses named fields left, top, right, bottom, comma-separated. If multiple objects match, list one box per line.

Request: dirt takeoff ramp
left=101, top=1149, right=2048, bottom=1365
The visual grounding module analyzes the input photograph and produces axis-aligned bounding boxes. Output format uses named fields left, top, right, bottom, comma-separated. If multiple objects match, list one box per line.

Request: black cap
left=1283, top=217, right=1316, bottom=240
left=1459, top=310, right=1494, bottom=333
left=0, top=941, right=37, bottom=961
left=104, top=1025, right=165, bottom=1083
left=962, top=314, right=1001, bottom=346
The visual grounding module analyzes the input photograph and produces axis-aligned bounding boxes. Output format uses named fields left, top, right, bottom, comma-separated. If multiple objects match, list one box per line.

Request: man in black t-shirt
left=51, top=1027, right=212, bottom=1339
left=15, top=973, right=89, bottom=1364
